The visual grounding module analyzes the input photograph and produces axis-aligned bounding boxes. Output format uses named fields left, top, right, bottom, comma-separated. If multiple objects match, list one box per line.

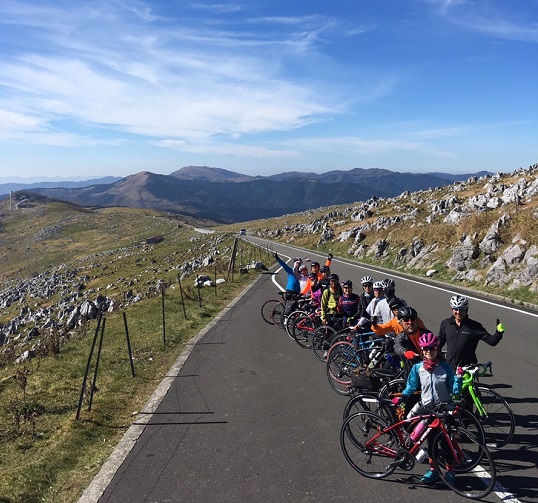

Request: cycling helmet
left=397, top=306, right=418, bottom=320
left=293, top=257, right=301, bottom=262
left=382, top=278, right=395, bottom=289
left=418, top=332, right=440, bottom=348
left=450, top=295, right=469, bottom=309
left=299, top=264, right=308, bottom=272
left=328, top=273, right=340, bottom=282
left=361, top=275, right=373, bottom=285
left=320, top=265, right=330, bottom=273
left=311, top=261, right=320, bottom=268
left=341, top=279, right=353, bottom=288
left=388, top=297, right=405, bottom=311
left=373, top=281, right=384, bottom=289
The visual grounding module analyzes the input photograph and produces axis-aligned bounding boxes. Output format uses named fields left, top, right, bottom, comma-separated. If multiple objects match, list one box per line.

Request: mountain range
left=5, top=166, right=493, bottom=224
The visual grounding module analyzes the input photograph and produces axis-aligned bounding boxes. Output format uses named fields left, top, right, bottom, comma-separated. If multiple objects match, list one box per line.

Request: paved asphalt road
left=82, top=239, right=537, bottom=503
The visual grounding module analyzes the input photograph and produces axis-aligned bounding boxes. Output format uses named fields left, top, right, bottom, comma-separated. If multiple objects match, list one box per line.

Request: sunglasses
left=422, top=346, right=438, bottom=352
left=452, top=307, right=467, bottom=312
left=373, top=288, right=383, bottom=291
left=400, top=317, right=417, bottom=322
left=343, top=285, right=351, bottom=288
left=362, top=284, right=373, bottom=288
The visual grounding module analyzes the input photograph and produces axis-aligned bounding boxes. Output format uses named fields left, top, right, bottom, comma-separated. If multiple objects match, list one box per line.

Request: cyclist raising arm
left=438, top=295, right=505, bottom=370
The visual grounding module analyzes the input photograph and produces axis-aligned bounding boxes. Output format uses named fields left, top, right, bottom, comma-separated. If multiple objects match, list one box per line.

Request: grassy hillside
left=0, top=199, right=270, bottom=503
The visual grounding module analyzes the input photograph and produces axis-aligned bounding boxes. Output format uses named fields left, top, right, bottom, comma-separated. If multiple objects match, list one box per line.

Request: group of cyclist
left=274, top=251, right=506, bottom=485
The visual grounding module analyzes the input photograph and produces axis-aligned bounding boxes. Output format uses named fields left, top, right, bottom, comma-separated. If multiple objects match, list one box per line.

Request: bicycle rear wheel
left=431, top=427, right=496, bottom=499
left=261, top=299, right=278, bottom=325
left=340, top=411, right=397, bottom=479
left=465, top=386, right=515, bottom=448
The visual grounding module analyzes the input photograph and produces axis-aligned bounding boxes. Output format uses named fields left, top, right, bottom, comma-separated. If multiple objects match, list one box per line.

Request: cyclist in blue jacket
left=274, top=252, right=301, bottom=299
left=392, top=332, right=462, bottom=485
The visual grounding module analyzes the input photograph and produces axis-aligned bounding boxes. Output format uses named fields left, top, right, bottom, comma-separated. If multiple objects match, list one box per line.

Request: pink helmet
left=418, top=332, right=439, bottom=348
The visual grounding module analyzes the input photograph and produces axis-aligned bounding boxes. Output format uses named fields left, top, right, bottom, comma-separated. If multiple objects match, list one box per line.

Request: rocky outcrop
left=254, top=163, right=538, bottom=294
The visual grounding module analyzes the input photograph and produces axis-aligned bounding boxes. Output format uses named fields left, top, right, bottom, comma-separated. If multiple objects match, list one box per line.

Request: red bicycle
left=340, top=402, right=496, bottom=499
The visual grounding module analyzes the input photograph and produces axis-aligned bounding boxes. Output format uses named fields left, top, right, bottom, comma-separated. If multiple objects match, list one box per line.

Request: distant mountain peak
left=170, top=166, right=254, bottom=182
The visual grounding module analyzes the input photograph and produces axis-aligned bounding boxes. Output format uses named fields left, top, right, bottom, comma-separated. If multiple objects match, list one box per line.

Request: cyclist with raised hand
left=311, top=253, right=333, bottom=280
left=393, top=306, right=431, bottom=365
left=320, top=273, right=343, bottom=326
left=438, top=295, right=505, bottom=370
left=274, top=252, right=301, bottom=299
left=338, top=279, right=361, bottom=328
left=313, top=264, right=331, bottom=295
left=298, top=263, right=310, bottom=291
left=392, top=332, right=462, bottom=485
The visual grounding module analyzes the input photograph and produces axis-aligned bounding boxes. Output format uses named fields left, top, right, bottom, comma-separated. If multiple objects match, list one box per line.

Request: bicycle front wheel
left=311, top=325, right=337, bottom=362
left=261, top=299, right=278, bottom=325
left=466, top=386, right=515, bottom=448
left=270, top=302, right=285, bottom=329
left=340, top=411, right=398, bottom=479
left=431, top=427, right=496, bottom=499
left=290, top=314, right=316, bottom=349
left=343, top=394, right=397, bottom=424
left=326, top=347, right=356, bottom=395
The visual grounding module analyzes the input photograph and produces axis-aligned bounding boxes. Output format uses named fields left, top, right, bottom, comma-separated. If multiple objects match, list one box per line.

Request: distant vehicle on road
left=239, top=228, right=247, bottom=236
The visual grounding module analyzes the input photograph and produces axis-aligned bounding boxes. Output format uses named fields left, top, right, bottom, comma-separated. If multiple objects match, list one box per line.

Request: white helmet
left=361, top=275, right=373, bottom=285
left=450, top=295, right=469, bottom=309
left=373, top=281, right=384, bottom=289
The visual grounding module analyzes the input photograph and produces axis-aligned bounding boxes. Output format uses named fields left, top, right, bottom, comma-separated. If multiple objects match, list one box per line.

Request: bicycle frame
left=460, top=363, right=492, bottom=418
left=363, top=412, right=464, bottom=466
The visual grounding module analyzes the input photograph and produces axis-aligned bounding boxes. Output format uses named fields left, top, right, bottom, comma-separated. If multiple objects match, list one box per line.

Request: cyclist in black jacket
left=438, top=295, right=505, bottom=369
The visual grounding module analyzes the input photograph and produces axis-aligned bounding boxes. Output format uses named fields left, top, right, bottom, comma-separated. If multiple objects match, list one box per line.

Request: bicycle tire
left=430, top=427, right=496, bottom=499
left=455, top=407, right=486, bottom=448
left=311, top=325, right=337, bottom=362
left=340, top=411, right=398, bottom=479
left=326, top=347, right=356, bottom=395
left=284, top=310, right=305, bottom=340
left=261, top=299, right=279, bottom=325
left=291, top=313, right=317, bottom=349
left=463, top=385, right=515, bottom=448
left=270, top=302, right=285, bottom=329
left=343, top=394, right=397, bottom=424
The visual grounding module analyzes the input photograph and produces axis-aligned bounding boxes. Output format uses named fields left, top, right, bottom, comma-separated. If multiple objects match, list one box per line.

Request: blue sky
left=1, top=0, right=537, bottom=181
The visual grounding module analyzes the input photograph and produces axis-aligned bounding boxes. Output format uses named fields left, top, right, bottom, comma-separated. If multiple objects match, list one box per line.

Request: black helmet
left=320, top=265, right=330, bottom=273
left=397, top=306, right=418, bottom=320
left=383, top=278, right=395, bottom=289
left=328, top=273, right=340, bottom=282
left=308, top=272, right=318, bottom=280
left=388, top=297, right=405, bottom=310
left=341, top=279, right=353, bottom=288
left=311, top=261, right=320, bottom=268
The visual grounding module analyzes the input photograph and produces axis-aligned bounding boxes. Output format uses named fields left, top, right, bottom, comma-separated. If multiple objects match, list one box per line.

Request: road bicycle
left=340, top=402, right=496, bottom=499
left=459, top=362, right=515, bottom=448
